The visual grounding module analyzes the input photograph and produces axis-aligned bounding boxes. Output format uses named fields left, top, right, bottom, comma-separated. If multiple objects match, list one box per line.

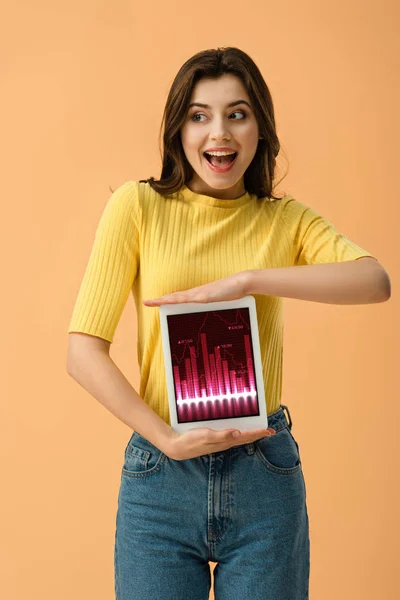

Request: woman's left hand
left=143, top=271, right=251, bottom=305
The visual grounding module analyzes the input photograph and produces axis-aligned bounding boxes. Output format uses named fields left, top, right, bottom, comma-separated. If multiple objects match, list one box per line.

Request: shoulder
left=277, top=194, right=310, bottom=215
left=259, top=193, right=309, bottom=222
left=109, top=180, right=138, bottom=201
left=275, top=194, right=322, bottom=226
left=102, top=180, right=142, bottom=227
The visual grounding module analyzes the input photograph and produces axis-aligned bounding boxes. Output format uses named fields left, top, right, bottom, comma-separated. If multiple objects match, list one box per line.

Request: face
left=180, top=74, right=261, bottom=200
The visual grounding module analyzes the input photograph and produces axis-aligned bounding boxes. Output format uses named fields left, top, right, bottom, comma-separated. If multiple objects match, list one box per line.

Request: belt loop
left=245, top=442, right=255, bottom=455
left=281, top=404, right=292, bottom=430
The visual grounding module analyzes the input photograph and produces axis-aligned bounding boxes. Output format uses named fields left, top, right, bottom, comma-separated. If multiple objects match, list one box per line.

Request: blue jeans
left=114, top=404, right=310, bottom=599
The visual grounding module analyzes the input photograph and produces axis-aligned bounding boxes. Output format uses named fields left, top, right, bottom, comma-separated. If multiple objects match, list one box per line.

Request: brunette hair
left=136, top=47, right=288, bottom=200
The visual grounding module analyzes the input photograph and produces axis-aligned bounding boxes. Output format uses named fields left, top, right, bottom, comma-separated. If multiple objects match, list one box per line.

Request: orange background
left=1, top=1, right=399, bottom=599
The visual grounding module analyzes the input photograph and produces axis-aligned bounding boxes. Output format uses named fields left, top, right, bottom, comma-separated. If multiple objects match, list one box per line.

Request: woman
left=67, top=47, right=390, bottom=600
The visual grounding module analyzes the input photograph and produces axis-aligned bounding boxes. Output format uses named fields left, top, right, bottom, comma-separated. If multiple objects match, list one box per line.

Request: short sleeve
left=67, top=180, right=140, bottom=343
left=281, top=197, right=377, bottom=266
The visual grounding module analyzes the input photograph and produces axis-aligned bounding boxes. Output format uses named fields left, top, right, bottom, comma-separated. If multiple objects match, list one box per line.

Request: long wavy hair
left=135, top=47, right=288, bottom=201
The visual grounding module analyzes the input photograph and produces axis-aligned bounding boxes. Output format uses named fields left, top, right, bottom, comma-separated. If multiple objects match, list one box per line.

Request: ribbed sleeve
left=67, top=181, right=140, bottom=343
left=282, top=198, right=376, bottom=265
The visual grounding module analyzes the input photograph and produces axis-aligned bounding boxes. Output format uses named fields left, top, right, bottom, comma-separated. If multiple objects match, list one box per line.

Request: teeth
left=204, top=151, right=236, bottom=156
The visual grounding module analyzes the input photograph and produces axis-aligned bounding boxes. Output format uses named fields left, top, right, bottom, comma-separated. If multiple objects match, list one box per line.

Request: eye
left=190, top=110, right=247, bottom=122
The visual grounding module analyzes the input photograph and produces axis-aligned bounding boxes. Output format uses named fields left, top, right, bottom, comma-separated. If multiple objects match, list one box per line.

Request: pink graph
left=166, top=308, right=260, bottom=423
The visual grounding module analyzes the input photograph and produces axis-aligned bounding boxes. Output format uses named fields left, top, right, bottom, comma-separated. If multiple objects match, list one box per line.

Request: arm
left=67, top=333, right=174, bottom=454
left=244, top=257, right=391, bottom=305
left=66, top=183, right=176, bottom=456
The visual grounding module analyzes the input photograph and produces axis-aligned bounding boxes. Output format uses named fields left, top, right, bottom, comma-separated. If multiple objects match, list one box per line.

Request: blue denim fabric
left=114, top=404, right=310, bottom=599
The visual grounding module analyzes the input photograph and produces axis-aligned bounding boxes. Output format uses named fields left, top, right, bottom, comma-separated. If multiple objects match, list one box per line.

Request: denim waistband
left=230, top=404, right=293, bottom=457
left=267, top=404, right=293, bottom=432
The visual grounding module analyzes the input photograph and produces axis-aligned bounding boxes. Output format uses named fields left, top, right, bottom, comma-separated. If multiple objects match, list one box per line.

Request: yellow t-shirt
left=68, top=181, right=376, bottom=422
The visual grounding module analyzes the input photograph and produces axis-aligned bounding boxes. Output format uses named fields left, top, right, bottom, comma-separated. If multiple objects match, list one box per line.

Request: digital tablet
left=158, top=295, right=268, bottom=434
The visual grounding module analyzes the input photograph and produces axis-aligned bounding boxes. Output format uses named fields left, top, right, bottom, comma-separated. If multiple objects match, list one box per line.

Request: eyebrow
left=188, top=100, right=252, bottom=109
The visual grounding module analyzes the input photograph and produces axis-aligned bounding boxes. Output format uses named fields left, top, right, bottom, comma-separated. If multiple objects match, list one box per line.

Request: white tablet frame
left=158, top=295, right=268, bottom=434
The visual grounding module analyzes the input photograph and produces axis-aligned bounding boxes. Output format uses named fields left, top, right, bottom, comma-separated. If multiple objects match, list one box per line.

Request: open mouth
left=203, top=152, right=238, bottom=167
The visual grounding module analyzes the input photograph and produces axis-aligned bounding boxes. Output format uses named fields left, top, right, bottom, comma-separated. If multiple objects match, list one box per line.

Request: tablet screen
left=165, top=307, right=261, bottom=424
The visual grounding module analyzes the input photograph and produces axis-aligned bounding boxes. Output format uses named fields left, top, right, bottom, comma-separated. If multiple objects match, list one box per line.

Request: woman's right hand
left=165, top=426, right=276, bottom=461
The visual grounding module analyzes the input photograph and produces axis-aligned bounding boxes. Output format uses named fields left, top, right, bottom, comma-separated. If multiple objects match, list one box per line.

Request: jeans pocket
left=255, top=425, right=302, bottom=475
left=122, top=432, right=167, bottom=478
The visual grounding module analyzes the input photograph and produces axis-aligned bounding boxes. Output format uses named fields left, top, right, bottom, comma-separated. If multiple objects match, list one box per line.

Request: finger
left=233, top=429, right=276, bottom=445
left=144, top=294, right=175, bottom=303
left=228, top=428, right=272, bottom=441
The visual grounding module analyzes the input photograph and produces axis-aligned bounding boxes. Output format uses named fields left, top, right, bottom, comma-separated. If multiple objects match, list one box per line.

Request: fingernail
left=232, top=431, right=240, bottom=438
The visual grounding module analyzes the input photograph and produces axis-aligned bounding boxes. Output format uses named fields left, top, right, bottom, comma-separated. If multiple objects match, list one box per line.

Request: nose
left=210, top=117, right=232, bottom=141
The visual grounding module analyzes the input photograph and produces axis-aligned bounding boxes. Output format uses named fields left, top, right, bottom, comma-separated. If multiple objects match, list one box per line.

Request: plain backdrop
left=0, top=1, right=399, bottom=599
